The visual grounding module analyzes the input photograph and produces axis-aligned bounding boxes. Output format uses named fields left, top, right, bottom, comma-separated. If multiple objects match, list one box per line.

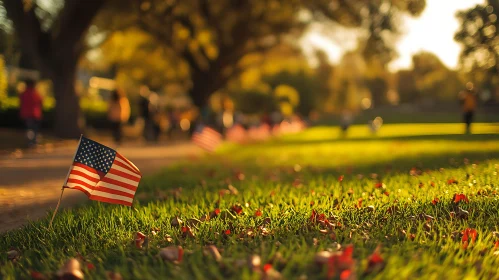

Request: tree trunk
left=52, top=66, right=81, bottom=139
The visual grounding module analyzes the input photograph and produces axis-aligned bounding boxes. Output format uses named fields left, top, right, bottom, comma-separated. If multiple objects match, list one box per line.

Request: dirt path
left=0, top=141, right=200, bottom=233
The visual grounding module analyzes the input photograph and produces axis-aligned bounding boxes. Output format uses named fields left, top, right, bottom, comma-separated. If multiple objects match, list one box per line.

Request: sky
left=300, top=0, right=485, bottom=71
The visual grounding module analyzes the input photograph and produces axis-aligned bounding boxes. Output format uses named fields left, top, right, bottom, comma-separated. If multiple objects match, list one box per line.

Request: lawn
left=2, top=123, right=499, bottom=279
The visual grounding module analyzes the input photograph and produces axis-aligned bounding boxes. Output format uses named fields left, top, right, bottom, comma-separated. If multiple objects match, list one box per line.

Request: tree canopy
left=455, top=0, right=499, bottom=87
left=95, top=0, right=426, bottom=108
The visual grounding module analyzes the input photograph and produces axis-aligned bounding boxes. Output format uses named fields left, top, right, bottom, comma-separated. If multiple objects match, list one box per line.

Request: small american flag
left=64, top=137, right=141, bottom=206
left=192, top=125, right=222, bottom=152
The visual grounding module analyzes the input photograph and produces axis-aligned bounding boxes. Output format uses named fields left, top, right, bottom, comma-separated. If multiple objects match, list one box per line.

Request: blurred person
left=107, top=89, right=130, bottom=145
left=19, top=79, right=43, bottom=147
left=148, top=91, right=162, bottom=142
left=138, top=85, right=153, bottom=141
left=340, top=110, right=353, bottom=136
left=459, top=84, right=477, bottom=134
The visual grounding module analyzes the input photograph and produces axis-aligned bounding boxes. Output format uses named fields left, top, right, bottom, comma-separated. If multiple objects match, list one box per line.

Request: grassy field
left=2, top=123, right=499, bottom=279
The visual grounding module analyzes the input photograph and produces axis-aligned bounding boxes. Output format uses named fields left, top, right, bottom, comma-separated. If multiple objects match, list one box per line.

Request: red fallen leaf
left=263, top=263, right=273, bottom=272
left=86, top=263, right=95, bottom=270
left=310, top=201, right=315, bottom=206
left=462, top=228, right=478, bottom=243
left=384, top=191, right=389, bottom=196
left=317, top=213, right=327, bottom=222
left=461, top=228, right=477, bottom=250
left=30, top=271, right=46, bottom=280
left=225, top=229, right=231, bottom=235
left=328, top=245, right=355, bottom=279
left=214, top=208, right=221, bottom=215
left=178, top=247, right=184, bottom=262
left=356, top=198, right=363, bottom=209
left=135, top=232, right=147, bottom=249
left=231, top=205, right=243, bottom=215
left=374, top=182, right=383, bottom=189
left=338, top=175, right=344, bottom=182
left=310, top=209, right=317, bottom=222
left=364, top=245, right=385, bottom=275
left=340, top=270, right=352, bottom=280
left=181, top=226, right=195, bottom=237
left=454, top=193, right=469, bottom=204
left=255, top=209, right=262, bottom=217
left=447, top=178, right=458, bottom=185
left=430, top=181, right=435, bottom=187
left=494, top=240, right=499, bottom=249
left=234, top=171, right=245, bottom=181
left=432, top=198, right=440, bottom=205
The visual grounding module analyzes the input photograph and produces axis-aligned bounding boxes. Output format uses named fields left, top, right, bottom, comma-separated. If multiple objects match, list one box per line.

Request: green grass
left=2, top=123, right=499, bottom=279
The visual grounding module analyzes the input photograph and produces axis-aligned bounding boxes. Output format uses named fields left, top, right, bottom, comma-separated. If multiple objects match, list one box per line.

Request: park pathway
left=0, top=141, right=200, bottom=233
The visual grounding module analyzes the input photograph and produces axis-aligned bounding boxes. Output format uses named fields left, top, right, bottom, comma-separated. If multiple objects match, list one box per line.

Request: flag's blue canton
left=75, top=137, right=116, bottom=174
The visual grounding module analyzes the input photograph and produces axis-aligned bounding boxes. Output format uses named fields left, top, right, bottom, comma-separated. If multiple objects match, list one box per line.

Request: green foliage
left=1, top=123, right=499, bottom=279
left=455, top=0, right=499, bottom=88
left=397, top=52, right=462, bottom=103
left=93, top=0, right=427, bottom=106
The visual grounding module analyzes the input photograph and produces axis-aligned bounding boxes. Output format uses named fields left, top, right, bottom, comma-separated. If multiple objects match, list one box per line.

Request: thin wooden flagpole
left=49, top=134, right=83, bottom=229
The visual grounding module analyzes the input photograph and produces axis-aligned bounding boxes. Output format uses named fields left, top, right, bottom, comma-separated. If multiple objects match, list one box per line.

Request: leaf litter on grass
left=1, top=125, right=499, bottom=279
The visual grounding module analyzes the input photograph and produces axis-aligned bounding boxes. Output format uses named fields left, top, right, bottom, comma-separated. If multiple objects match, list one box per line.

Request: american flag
left=64, top=137, right=141, bottom=206
left=192, top=125, right=222, bottom=152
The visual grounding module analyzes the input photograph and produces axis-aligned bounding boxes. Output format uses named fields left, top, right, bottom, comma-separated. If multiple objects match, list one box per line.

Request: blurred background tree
left=1, top=0, right=105, bottom=138
left=455, top=0, right=499, bottom=102
left=95, top=0, right=426, bottom=110
left=0, top=0, right=449, bottom=136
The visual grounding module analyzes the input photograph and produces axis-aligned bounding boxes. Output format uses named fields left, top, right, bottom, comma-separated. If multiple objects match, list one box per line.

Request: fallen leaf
left=7, top=248, right=19, bottom=262
left=248, top=255, right=261, bottom=271
left=228, top=185, right=239, bottom=195
left=159, top=246, right=183, bottom=263
left=203, top=245, right=222, bottom=262
left=30, top=271, right=46, bottom=280
left=327, top=245, right=355, bottom=279
left=431, top=198, right=439, bottom=205
left=453, top=193, right=469, bottom=204
left=106, top=271, right=123, bottom=280
left=170, top=217, right=183, bottom=227
left=231, top=205, right=243, bottom=215
left=255, top=209, right=263, bottom=217
left=135, top=232, right=147, bottom=249
left=364, top=245, right=385, bottom=275
left=57, top=258, right=84, bottom=280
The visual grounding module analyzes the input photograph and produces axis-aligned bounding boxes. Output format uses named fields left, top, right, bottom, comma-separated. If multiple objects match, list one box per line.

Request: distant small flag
left=64, top=137, right=141, bottom=206
left=226, top=124, right=247, bottom=144
left=192, top=125, right=222, bottom=152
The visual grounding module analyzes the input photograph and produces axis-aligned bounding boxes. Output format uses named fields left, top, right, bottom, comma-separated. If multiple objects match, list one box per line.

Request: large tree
left=2, top=0, right=105, bottom=138
left=455, top=0, right=499, bottom=88
left=98, top=0, right=425, bottom=109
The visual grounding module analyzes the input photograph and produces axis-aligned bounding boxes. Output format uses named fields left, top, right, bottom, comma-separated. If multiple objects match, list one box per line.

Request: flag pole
left=49, top=134, right=83, bottom=229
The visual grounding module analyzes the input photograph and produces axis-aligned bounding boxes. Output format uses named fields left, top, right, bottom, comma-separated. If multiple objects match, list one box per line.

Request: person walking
left=459, top=84, right=477, bottom=134
left=19, top=79, right=43, bottom=148
left=107, top=89, right=130, bottom=145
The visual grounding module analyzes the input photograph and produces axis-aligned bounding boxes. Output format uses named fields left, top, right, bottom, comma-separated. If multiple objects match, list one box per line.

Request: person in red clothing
left=19, top=79, right=43, bottom=147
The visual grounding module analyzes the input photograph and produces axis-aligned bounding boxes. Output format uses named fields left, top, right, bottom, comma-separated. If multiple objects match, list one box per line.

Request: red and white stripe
left=192, top=127, right=222, bottom=152
left=65, top=153, right=141, bottom=206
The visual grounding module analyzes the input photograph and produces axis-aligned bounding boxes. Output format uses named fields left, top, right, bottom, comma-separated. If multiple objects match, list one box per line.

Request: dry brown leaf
left=57, top=258, right=84, bottom=280
left=203, top=245, right=222, bottom=262
left=159, top=246, right=183, bottom=263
